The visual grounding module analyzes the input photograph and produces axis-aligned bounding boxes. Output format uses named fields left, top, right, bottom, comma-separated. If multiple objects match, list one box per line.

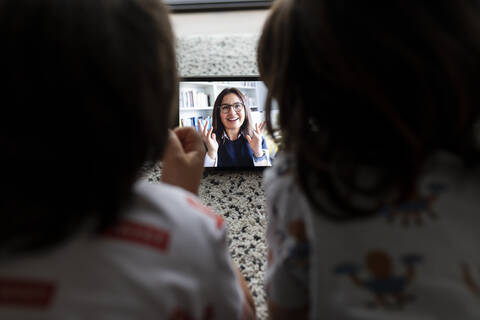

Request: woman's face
left=219, top=93, right=245, bottom=131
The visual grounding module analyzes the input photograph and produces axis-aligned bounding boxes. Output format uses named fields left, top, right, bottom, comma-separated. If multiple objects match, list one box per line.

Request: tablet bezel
left=165, top=0, right=272, bottom=12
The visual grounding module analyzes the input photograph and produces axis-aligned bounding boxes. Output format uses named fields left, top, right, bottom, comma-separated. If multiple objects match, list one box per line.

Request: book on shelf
left=180, top=88, right=211, bottom=108
left=217, top=81, right=257, bottom=88
left=180, top=115, right=212, bottom=131
left=246, top=96, right=257, bottom=108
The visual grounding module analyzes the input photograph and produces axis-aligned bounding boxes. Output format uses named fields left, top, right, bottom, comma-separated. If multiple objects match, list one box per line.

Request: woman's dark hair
left=258, top=0, right=480, bottom=220
left=1, top=0, right=177, bottom=254
left=212, top=88, right=254, bottom=144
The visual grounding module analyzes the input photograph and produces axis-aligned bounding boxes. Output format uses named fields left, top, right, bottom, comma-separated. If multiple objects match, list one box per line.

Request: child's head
left=258, top=0, right=480, bottom=219
left=1, top=0, right=176, bottom=253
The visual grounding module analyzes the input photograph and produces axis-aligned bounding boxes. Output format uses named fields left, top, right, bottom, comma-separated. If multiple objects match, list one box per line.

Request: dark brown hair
left=258, top=0, right=480, bottom=220
left=212, top=88, right=254, bottom=144
left=0, top=0, right=177, bottom=253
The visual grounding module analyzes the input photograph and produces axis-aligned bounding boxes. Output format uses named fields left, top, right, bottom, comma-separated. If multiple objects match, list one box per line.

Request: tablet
left=165, top=0, right=272, bottom=12
left=177, top=76, right=278, bottom=170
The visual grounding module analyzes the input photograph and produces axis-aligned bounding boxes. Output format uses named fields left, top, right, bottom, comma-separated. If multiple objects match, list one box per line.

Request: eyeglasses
left=220, top=102, right=244, bottom=114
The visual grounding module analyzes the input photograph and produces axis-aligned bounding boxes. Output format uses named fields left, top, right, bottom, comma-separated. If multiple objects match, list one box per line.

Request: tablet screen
left=178, top=77, right=277, bottom=169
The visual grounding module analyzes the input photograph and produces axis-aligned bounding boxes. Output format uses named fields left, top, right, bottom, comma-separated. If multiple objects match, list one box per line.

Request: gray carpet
left=148, top=34, right=269, bottom=319
left=147, top=167, right=268, bottom=319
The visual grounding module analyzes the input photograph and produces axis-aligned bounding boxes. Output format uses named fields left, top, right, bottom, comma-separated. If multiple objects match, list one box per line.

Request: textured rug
left=147, top=34, right=269, bottom=319
left=176, top=33, right=260, bottom=76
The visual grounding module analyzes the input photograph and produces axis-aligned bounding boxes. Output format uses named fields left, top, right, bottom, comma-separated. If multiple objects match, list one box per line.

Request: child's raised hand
left=246, top=121, right=266, bottom=157
left=161, top=127, right=206, bottom=195
left=198, top=119, right=218, bottom=160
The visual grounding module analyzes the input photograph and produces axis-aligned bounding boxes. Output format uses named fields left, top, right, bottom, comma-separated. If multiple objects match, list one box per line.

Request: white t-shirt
left=0, top=180, right=247, bottom=319
left=265, top=152, right=480, bottom=319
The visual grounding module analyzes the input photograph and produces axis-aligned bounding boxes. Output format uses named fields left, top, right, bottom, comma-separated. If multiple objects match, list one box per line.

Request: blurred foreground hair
left=1, top=0, right=177, bottom=253
left=258, top=0, right=480, bottom=220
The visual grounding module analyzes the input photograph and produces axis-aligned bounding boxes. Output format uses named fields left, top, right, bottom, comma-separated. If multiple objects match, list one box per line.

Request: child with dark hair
left=0, top=0, right=255, bottom=318
left=258, top=0, right=480, bottom=318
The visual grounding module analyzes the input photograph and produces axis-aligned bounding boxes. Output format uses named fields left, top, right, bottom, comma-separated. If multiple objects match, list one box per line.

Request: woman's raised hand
left=198, top=119, right=218, bottom=160
left=246, top=121, right=266, bottom=157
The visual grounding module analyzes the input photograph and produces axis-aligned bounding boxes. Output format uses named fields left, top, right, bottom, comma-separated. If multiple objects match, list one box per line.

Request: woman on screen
left=199, top=87, right=271, bottom=167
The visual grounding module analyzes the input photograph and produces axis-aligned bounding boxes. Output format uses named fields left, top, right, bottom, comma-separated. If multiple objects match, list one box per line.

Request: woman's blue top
left=217, top=135, right=267, bottom=167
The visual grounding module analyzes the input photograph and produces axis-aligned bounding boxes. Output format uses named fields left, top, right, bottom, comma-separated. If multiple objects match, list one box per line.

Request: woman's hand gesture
left=198, top=119, right=218, bottom=160
left=246, top=121, right=266, bottom=157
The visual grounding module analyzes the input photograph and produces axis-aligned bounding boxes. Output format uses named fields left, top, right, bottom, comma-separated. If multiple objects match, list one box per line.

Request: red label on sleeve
left=186, top=197, right=224, bottom=229
left=0, top=278, right=56, bottom=308
left=102, top=220, right=170, bottom=252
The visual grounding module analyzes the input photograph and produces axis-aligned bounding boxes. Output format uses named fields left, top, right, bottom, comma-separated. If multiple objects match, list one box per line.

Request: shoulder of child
left=264, top=152, right=296, bottom=191
left=121, top=180, right=243, bottom=319
left=131, top=179, right=226, bottom=242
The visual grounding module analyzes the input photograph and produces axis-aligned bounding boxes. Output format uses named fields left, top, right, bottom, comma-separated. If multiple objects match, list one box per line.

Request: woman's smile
left=220, top=93, right=245, bottom=131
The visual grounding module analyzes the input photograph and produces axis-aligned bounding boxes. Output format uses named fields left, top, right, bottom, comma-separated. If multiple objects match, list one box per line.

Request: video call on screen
left=179, top=80, right=278, bottom=168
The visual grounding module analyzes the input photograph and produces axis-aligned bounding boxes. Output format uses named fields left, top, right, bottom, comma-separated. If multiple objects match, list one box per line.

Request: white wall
left=169, top=9, right=270, bottom=36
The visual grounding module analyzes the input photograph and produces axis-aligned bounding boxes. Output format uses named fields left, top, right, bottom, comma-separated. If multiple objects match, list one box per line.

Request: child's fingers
left=162, top=128, right=204, bottom=195
left=163, top=130, right=185, bottom=161
left=173, top=126, right=205, bottom=155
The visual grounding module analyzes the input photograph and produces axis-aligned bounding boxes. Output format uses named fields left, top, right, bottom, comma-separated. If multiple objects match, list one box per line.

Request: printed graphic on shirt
left=186, top=196, right=224, bottom=230
left=0, top=277, right=56, bottom=308
left=334, top=251, right=423, bottom=310
left=265, top=219, right=311, bottom=307
left=380, top=183, right=446, bottom=227
left=272, top=219, right=311, bottom=298
left=285, top=220, right=310, bottom=268
left=462, top=264, right=480, bottom=297
left=101, top=220, right=170, bottom=252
